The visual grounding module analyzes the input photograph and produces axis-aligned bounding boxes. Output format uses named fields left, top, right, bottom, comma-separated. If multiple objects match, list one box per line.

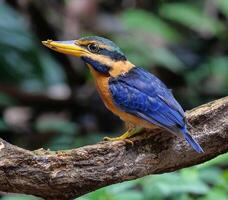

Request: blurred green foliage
left=160, top=3, right=225, bottom=35
left=0, top=4, right=65, bottom=92
left=0, top=0, right=227, bottom=200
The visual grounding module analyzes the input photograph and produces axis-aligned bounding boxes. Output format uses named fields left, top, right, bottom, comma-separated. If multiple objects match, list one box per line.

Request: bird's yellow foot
left=103, top=128, right=142, bottom=145
left=103, top=136, right=134, bottom=145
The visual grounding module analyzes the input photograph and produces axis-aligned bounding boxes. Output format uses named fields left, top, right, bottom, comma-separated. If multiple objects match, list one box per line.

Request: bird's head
left=42, top=36, right=134, bottom=77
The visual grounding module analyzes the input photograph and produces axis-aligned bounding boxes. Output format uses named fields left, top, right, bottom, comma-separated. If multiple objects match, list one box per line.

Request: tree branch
left=0, top=97, right=227, bottom=200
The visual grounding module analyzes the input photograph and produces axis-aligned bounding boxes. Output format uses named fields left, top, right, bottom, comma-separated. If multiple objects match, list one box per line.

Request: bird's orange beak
left=42, top=39, right=86, bottom=57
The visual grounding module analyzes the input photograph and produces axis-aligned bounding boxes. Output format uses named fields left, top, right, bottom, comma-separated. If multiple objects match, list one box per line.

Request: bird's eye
left=87, top=43, right=99, bottom=53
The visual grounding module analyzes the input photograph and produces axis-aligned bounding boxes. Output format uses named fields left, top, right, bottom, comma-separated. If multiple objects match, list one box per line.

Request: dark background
left=0, top=0, right=227, bottom=199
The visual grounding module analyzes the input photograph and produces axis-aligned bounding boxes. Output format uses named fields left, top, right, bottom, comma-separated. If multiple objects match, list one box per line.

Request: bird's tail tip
left=182, top=128, right=204, bottom=153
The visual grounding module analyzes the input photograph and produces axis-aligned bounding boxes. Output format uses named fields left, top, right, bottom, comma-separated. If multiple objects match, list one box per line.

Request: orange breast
left=88, top=65, right=156, bottom=129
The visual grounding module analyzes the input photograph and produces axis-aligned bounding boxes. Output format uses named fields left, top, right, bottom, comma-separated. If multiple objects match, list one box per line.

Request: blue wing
left=109, top=67, right=185, bottom=132
left=109, top=67, right=203, bottom=153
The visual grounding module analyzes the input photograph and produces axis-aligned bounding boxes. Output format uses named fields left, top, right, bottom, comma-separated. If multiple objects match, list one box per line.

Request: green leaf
left=216, top=0, right=228, bottom=17
left=200, top=187, right=228, bottom=200
left=0, top=4, right=32, bottom=51
left=113, top=191, right=143, bottom=200
left=160, top=3, right=224, bottom=35
left=108, top=180, right=138, bottom=194
left=150, top=47, right=184, bottom=71
left=121, top=9, right=182, bottom=43
left=142, top=171, right=208, bottom=199
left=0, top=3, right=65, bottom=91
left=198, top=167, right=223, bottom=185
left=77, top=180, right=141, bottom=200
left=115, top=36, right=184, bottom=71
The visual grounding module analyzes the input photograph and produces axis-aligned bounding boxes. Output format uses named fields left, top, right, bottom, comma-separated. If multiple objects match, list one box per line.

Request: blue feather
left=109, top=67, right=204, bottom=153
left=82, top=56, right=110, bottom=74
left=182, top=126, right=204, bottom=153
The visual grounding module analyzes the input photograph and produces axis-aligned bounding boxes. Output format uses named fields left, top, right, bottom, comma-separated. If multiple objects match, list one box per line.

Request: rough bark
left=0, top=97, right=227, bottom=200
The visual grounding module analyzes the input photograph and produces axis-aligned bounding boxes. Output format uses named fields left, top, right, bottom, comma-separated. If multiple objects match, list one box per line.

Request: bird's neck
left=83, top=54, right=135, bottom=77
left=86, top=59, right=135, bottom=78
left=108, top=60, right=135, bottom=77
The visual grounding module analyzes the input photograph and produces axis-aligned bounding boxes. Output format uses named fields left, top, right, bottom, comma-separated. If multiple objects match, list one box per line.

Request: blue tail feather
left=182, top=127, right=204, bottom=153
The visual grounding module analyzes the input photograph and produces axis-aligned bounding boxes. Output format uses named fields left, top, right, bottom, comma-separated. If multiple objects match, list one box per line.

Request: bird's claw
left=103, top=136, right=134, bottom=146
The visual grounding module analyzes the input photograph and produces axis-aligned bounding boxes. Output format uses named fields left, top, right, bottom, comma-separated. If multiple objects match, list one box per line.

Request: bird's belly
left=91, top=72, right=155, bottom=129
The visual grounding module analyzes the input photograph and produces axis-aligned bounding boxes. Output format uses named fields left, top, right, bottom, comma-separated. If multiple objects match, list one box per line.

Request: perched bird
left=42, top=36, right=203, bottom=153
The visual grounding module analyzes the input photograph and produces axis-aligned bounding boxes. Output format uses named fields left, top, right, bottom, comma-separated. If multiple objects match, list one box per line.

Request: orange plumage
left=88, top=64, right=156, bottom=129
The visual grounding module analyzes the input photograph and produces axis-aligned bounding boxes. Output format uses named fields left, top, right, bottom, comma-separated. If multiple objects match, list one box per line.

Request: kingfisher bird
left=42, top=36, right=203, bottom=153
